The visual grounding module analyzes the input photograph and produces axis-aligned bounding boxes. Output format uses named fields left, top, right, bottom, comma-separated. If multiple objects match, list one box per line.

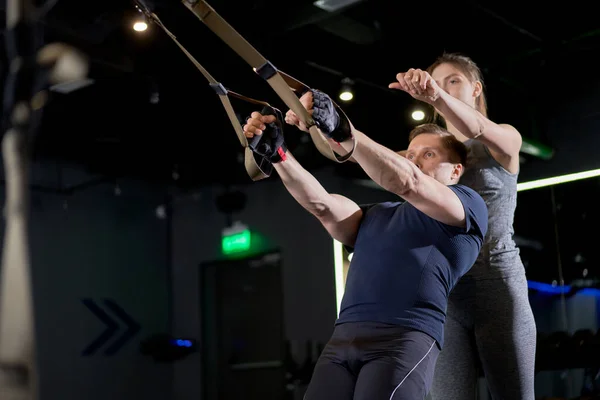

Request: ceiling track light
left=339, top=77, right=354, bottom=102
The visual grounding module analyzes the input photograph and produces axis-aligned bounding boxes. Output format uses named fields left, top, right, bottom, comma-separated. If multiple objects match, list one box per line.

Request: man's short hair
left=408, top=123, right=468, bottom=166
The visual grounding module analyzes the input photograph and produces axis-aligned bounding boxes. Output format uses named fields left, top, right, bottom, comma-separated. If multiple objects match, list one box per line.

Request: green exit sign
left=222, top=228, right=251, bottom=255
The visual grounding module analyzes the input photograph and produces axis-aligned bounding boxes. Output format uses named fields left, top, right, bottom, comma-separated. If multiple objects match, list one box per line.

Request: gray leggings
left=429, top=272, right=537, bottom=400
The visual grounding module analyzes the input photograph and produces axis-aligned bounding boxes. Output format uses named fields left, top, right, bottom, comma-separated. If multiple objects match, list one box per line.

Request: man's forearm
left=273, top=152, right=336, bottom=218
left=338, top=130, right=419, bottom=196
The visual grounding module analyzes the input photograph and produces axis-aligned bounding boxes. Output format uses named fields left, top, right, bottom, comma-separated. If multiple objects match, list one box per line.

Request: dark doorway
left=200, top=251, right=286, bottom=399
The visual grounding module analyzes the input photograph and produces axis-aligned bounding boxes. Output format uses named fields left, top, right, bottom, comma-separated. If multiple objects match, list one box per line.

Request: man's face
left=405, top=133, right=461, bottom=185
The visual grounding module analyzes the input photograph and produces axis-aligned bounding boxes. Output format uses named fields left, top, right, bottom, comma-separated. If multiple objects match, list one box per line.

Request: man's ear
left=452, top=163, right=464, bottom=181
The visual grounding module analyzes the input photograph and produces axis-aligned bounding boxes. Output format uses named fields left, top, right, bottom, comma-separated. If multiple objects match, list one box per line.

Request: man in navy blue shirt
left=243, top=90, right=488, bottom=400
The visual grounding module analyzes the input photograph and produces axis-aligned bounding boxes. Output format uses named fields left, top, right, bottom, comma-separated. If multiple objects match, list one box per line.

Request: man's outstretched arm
left=244, top=111, right=363, bottom=247
left=338, top=130, right=466, bottom=228
left=274, top=152, right=362, bottom=247
left=284, top=91, right=465, bottom=227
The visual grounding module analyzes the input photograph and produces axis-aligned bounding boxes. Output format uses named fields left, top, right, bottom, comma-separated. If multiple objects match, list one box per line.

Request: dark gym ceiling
left=17, top=0, right=600, bottom=188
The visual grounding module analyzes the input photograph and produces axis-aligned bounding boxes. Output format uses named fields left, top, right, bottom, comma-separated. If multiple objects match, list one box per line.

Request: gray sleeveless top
left=459, top=139, right=524, bottom=279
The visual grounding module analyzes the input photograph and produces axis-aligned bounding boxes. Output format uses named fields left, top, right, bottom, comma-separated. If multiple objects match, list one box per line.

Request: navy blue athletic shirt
left=338, top=184, right=488, bottom=348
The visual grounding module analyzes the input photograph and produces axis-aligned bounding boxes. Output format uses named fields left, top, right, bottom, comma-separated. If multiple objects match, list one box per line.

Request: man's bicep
left=402, top=177, right=467, bottom=227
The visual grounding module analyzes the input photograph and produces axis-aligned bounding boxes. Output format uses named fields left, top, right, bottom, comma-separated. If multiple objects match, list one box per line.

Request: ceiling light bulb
left=411, top=110, right=425, bottom=121
left=133, top=21, right=148, bottom=32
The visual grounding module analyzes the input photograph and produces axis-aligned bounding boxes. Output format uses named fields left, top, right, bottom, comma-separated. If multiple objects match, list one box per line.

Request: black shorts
left=304, top=321, right=439, bottom=400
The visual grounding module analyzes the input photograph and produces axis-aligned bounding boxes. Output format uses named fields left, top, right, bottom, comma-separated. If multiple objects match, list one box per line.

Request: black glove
left=311, top=89, right=352, bottom=143
left=248, top=105, right=287, bottom=163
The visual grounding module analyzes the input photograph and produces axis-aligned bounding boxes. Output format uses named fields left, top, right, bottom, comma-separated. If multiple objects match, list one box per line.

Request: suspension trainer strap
left=143, top=10, right=276, bottom=181
left=181, top=0, right=356, bottom=163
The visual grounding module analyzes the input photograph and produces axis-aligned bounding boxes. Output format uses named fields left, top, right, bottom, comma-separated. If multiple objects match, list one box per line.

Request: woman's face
left=431, top=62, right=480, bottom=109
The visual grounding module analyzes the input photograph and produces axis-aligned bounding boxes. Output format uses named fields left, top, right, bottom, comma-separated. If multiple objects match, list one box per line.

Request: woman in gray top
left=389, top=53, right=537, bottom=399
